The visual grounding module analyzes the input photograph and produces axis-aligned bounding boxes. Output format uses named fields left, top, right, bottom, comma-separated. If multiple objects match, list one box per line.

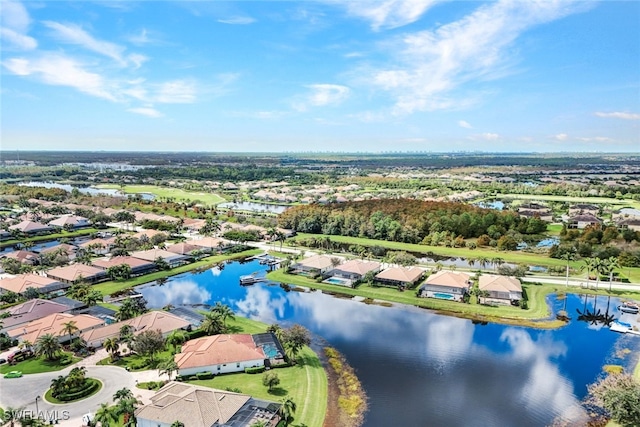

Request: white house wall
left=178, top=358, right=264, bottom=376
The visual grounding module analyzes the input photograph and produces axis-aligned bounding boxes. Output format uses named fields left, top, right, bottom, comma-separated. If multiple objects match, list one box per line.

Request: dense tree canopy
left=278, top=199, right=546, bottom=243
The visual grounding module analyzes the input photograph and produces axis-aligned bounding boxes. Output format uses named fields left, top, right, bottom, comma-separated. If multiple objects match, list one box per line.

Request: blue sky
left=1, top=0, right=638, bottom=153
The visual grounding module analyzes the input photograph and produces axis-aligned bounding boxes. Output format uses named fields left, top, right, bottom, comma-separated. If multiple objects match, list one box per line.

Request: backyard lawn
left=0, top=353, right=78, bottom=375
left=189, top=346, right=327, bottom=427
left=96, top=184, right=226, bottom=205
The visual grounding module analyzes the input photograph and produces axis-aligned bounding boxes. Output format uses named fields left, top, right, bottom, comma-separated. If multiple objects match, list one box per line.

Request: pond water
left=218, top=201, right=290, bottom=214
left=475, top=200, right=505, bottom=210
left=136, top=260, right=638, bottom=427
left=18, top=182, right=155, bottom=200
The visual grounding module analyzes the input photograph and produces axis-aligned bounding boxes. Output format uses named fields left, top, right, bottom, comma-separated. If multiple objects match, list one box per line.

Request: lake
left=218, top=201, right=290, bottom=214
left=136, top=260, right=638, bottom=427
left=17, top=182, right=154, bottom=200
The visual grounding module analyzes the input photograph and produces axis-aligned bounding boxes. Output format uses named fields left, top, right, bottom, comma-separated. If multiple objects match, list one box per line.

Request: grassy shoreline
left=95, top=184, right=226, bottom=205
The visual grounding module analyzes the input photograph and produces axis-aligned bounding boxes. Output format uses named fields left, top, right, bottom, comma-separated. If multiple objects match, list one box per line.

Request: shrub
left=56, top=379, right=100, bottom=401
left=196, top=371, right=214, bottom=380
left=244, top=366, right=265, bottom=374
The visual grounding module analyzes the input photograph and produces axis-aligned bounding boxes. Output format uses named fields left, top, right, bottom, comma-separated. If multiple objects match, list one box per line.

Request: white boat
left=618, top=302, right=639, bottom=314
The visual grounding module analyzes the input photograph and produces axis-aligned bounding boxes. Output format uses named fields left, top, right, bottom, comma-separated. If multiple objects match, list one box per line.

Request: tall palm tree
left=603, top=256, right=620, bottom=292
left=113, top=387, right=134, bottom=402
left=94, top=403, right=118, bottom=427
left=158, top=359, right=179, bottom=380
left=201, top=311, right=225, bottom=335
left=279, top=397, right=297, bottom=426
left=477, top=256, right=489, bottom=270
left=165, top=330, right=188, bottom=353
left=491, top=257, right=504, bottom=272
left=35, top=333, right=61, bottom=361
left=561, top=251, right=576, bottom=288
left=212, top=302, right=235, bottom=327
left=582, top=258, right=596, bottom=289
left=60, top=320, right=79, bottom=345
left=593, top=257, right=605, bottom=290
left=104, top=338, right=120, bottom=361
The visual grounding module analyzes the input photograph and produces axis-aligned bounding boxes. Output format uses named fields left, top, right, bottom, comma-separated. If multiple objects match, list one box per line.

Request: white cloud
left=294, top=83, right=350, bottom=111
left=342, top=0, right=440, bottom=31
left=576, top=136, right=613, bottom=142
left=3, top=54, right=116, bottom=101
left=594, top=111, right=640, bottom=120
left=0, top=27, right=37, bottom=50
left=128, top=28, right=155, bottom=45
left=42, top=21, right=141, bottom=67
left=554, top=133, right=569, bottom=141
left=365, top=1, right=590, bottom=114
left=218, top=16, right=256, bottom=25
left=127, top=107, right=163, bottom=118
left=458, top=120, right=472, bottom=129
left=481, top=132, right=500, bottom=140
left=154, top=80, right=197, bottom=104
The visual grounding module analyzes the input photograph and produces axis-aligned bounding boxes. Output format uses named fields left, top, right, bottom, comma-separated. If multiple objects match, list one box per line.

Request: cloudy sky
left=1, top=0, right=638, bottom=152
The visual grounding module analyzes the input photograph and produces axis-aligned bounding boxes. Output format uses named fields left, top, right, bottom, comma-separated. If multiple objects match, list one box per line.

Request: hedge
left=196, top=371, right=214, bottom=380
left=244, top=366, right=265, bottom=374
left=56, top=379, right=100, bottom=401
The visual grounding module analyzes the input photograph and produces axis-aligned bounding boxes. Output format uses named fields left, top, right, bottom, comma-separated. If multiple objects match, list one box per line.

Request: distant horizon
left=1, top=1, right=638, bottom=152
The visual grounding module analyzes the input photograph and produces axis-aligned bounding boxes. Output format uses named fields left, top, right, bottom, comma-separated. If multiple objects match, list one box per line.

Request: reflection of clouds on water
left=233, top=286, right=287, bottom=324
left=423, top=314, right=475, bottom=365
left=139, top=280, right=211, bottom=307
left=501, top=328, right=587, bottom=424
left=210, top=267, right=222, bottom=276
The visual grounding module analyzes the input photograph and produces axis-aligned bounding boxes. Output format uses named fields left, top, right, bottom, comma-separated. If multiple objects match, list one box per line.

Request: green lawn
left=93, top=249, right=262, bottom=296
left=189, top=346, right=327, bottom=427
left=97, top=349, right=174, bottom=371
left=0, top=228, right=107, bottom=248
left=494, top=193, right=640, bottom=209
left=290, top=233, right=640, bottom=282
left=0, top=353, right=79, bottom=374
left=96, top=184, right=226, bottom=205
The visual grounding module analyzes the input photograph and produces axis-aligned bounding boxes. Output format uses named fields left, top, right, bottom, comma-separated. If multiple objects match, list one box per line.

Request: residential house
left=46, top=264, right=107, bottom=284
left=175, top=334, right=267, bottom=376
left=328, top=260, right=381, bottom=282
left=616, top=217, right=640, bottom=232
left=374, top=266, right=425, bottom=289
left=165, top=242, right=202, bottom=258
left=419, top=270, right=472, bottom=302
left=9, top=220, right=53, bottom=235
left=478, top=274, right=523, bottom=305
left=82, top=310, right=191, bottom=348
left=135, top=382, right=281, bottom=427
left=568, top=204, right=599, bottom=216
left=79, top=237, right=116, bottom=255
left=0, top=274, right=66, bottom=295
left=2, top=250, right=40, bottom=266
left=92, top=256, right=156, bottom=276
left=290, top=254, right=335, bottom=277
left=130, top=249, right=189, bottom=268
left=7, top=312, right=105, bottom=344
left=185, top=237, right=231, bottom=253
left=0, top=299, right=70, bottom=332
left=40, top=243, right=78, bottom=261
left=567, top=213, right=602, bottom=229
left=48, top=214, right=90, bottom=229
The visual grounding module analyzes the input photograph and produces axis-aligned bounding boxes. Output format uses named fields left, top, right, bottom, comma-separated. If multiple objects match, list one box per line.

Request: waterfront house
left=374, top=266, right=425, bottom=289
left=92, top=256, right=156, bottom=276
left=0, top=299, right=70, bottom=332
left=46, top=264, right=107, bottom=284
left=48, top=214, right=90, bottom=229
left=419, top=270, right=472, bottom=302
left=175, top=334, right=267, bottom=376
left=9, top=220, right=53, bottom=235
left=328, top=259, right=381, bottom=282
left=567, top=213, right=602, bottom=229
left=7, top=312, right=105, bottom=344
left=40, top=243, right=78, bottom=261
left=0, top=274, right=66, bottom=295
left=290, top=254, right=335, bottom=277
left=130, top=248, right=189, bottom=268
left=478, top=274, right=523, bottom=305
left=79, top=237, right=116, bottom=255
left=1, top=250, right=40, bottom=266
left=135, top=382, right=281, bottom=427
left=186, top=237, right=232, bottom=253
left=165, top=242, right=202, bottom=258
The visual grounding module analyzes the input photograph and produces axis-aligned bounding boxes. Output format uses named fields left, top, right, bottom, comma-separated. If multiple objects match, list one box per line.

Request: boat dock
left=610, top=321, right=640, bottom=335
left=240, top=274, right=267, bottom=285
left=247, top=253, right=281, bottom=267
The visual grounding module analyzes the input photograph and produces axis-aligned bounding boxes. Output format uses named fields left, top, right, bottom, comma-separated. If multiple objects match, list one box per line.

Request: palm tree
left=158, top=359, right=179, bottom=380
left=582, top=258, right=596, bottom=289
left=35, top=333, right=61, bottom=361
left=113, top=387, right=134, bottom=402
left=279, top=397, right=297, bottom=426
left=467, top=258, right=477, bottom=269
left=60, top=320, right=79, bottom=345
left=561, top=251, right=576, bottom=288
left=171, top=422, right=185, bottom=427
left=491, top=257, right=504, bottom=272
left=477, top=256, right=489, bottom=270
left=94, top=403, right=118, bottom=427
left=603, top=257, right=620, bottom=292
left=212, top=302, right=235, bottom=327
left=104, top=338, right=120, bottom=361
left=201, top=311, right=225, bottom=335
left=593, top=257, right=605, bottom=290
left=165, top=330, right=188, bottom=353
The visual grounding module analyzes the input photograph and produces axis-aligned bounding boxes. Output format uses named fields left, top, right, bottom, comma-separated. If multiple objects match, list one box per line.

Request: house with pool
left=175, top=333, right=285, bottom=376
left=325, top=259, right=381, bottom=286
left=289, top=254, right=335, bottom=278
left=478, top=274, right=523, bottom=305
left=374, top=266, right=425, bottom=290
left=419, top=270, right=472, bottom=302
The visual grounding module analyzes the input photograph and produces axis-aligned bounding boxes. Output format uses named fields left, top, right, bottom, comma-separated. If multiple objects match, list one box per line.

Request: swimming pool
left=433, top=292, right=455, bottom=300
left=323, top=277, right=352, bottom=286
left=263, top=344, right=280, bottom=359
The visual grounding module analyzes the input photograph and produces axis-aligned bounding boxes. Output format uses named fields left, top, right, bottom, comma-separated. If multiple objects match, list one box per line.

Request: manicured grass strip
left=93, top=249, right=262, bottom=296
left=189, top=346, right=327, bottom=427
left=493, top=193, right=640, bottom=209
left=0, top=353, right=79, bottom=374
left=96, top=184, right=226, bottom=205
left=290, top=233, right=640, bottom=282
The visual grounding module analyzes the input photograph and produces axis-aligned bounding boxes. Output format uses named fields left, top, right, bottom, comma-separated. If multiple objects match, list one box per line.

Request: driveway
left=0, top=365, right=135, bottom=424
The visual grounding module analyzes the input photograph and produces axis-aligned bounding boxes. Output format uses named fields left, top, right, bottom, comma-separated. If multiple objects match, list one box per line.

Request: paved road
left=522, top=275, right=640, bottom=292
left=0, top=365, right=135, bottom=424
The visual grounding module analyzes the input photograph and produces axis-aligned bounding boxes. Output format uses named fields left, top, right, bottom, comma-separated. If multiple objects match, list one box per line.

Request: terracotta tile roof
left=0, top=274, right=62, bottom=293
left=40, top=244, right=77, bottom=256
left=2, top=250, right=39, bottom=264
left=425, top=270, right=471, bottom=289
left=175, top=334, right=265, bottom=370
left=81, top=310, right=190, bottom=344
left=294, top=254, right=335, bottom=270
left=46, top=264, right=106, bottom=282
left=130, top=249, right=186, bottom=263
left=166, top=242, right=200, bottom=255
left=79, top=237, right=116, bottom=249
left=132, top=229, right=168, bottom=240
left=9, top=221, right=52, bottom=233
left=135, top=382, right=250, bottom=427
left=333, top=260, right=381, bottom=275
left=478, top=274, right=522, bottom=293
left=375, top=266, right=425, bottom=283
left=7, top=312, right=104, bottom=342
left=185, top=237, right=228, bottom=249
left=0, top=299, right=69, bottom=330
left=92, top=256, right=155, bottom=270
left=48, top=214, right=88, bottom=227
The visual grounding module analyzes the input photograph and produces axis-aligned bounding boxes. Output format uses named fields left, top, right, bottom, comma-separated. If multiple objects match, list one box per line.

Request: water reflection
left=136, top=260, right=631, bottom=427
